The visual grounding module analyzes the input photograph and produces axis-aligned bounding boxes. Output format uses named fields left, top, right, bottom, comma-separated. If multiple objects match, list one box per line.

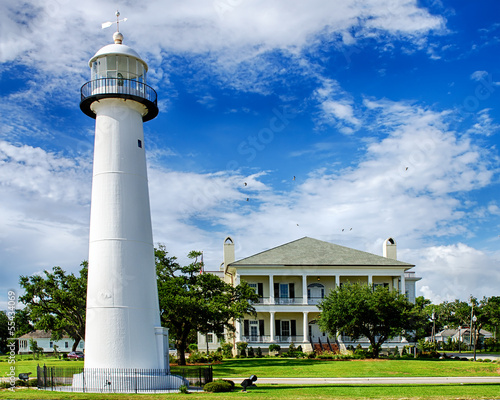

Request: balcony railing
left=307, top=297, right=324, bottom=305
left=241, top=335, right=272, bottom=343
left=275, top=335, right=303, bottom=343
left=80, top=78, right=158, bottom=122
left=274, top=297, right=304, bottom=305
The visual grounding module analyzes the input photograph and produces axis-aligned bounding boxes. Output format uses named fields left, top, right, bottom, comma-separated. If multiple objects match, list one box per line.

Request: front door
left=308, top=323, right=325, bottom=342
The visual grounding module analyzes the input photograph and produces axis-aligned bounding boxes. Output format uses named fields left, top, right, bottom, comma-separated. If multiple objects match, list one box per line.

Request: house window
left=65, top=342, right=69, bottom=348
left=207, top=334, right=213, bottom=343
left=138, top=139, right=142, bottom=148
left=307, top=283, right=325, bottom=299
left=79, top=342, right=84, bottom=348
left=280, top=283, right=289, bottom=298
left=49, top=341, right=53, bottom=348
left=249, top=283, right=257, bottom=293
left=281, top=320, right=290, bottom=337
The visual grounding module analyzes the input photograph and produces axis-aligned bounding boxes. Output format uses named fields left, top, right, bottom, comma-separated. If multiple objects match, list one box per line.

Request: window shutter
left=259, top=320, right=265, bottom=336
left=274, top=283, right=279, bottom=298
left=291, top=320, right=296, bottom=336
left=258, top=283, right=264, bottom=297
left=289, top=283, right=295, bottom=299
left=244, top=320, right=249, bottom=336
left=275, top=319, right=281, bottom=337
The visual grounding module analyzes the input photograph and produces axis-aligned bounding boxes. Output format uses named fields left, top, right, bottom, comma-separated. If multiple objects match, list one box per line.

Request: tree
left=156, top=245, right=258, bottom=365
left=318, top=283, right=414, bottom=357
left=19, top=262, right=87, bottom=352
left=408, top=296, right=433, bottom=342
left=0, top=311, right=9, bottom=354
left=481, top=296, right=500, bottom=340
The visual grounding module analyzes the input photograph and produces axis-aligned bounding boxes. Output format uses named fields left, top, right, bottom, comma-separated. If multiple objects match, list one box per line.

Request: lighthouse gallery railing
left=81, top=78, right=157, bottom=106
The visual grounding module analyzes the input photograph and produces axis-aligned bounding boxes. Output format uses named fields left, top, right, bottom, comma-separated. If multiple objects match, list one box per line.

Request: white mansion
left=198, top=236, right=421, bottom=354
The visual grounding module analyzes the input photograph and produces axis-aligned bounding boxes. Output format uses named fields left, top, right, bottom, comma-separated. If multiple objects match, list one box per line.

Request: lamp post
left=472, top=315, right=477, bottom=361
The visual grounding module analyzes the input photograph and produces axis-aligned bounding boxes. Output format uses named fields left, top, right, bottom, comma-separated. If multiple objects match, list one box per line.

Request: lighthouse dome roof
left=89, top=42, right=148, bottom=71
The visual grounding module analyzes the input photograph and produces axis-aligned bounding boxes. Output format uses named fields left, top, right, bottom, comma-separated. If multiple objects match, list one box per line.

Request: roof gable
left=230, top=237, right=414, bottom=268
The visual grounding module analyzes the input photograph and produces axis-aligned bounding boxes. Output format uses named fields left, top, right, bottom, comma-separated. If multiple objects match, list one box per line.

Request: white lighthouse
left=77, top=22, right=184, bottom=391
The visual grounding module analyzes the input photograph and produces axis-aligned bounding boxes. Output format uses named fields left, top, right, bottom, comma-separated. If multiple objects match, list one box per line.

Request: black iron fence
left=37, top=364, right=212, bottom=393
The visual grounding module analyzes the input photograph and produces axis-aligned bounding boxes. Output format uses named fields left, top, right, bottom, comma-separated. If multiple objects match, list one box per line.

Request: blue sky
left=1, top=0, right=499, bottom=308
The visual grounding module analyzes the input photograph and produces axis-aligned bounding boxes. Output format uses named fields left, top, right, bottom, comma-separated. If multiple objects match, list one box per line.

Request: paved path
left=230, top=376, right=500, bottom=385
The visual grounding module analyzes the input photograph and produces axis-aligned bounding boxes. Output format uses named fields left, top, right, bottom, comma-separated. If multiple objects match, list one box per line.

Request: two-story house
left=198, top=236, right=421, bottom=354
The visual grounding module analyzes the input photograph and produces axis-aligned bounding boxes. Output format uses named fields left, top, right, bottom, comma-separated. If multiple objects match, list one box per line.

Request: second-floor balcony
left=253, top=297, right=325, bottom=305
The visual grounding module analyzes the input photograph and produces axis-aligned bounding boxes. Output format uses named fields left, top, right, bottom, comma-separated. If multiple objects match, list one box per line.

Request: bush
left=204, top=380, right=233, bottom=392
left=187, top=351, right=208, bottom=364
left=237, top=342, right=248, bottom=357
left=188, top=343, right=198, bottom=352
left=208, top=351, right=223, bottom=363
left=221, top=342, right=233, bottom=359
left=256, top=347, right=263, bottom=358
left=269, top=344, right=281, bottom=355
left=247, top=347, right=255, bottom=358
left=169, top=353, right=178, bottom=364
left=179, top=384, right=189, bottom=394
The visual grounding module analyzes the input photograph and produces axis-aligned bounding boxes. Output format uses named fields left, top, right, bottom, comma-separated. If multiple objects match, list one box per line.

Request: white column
left=333, top=275, right=337, bottom=289
left=270, top=311, right=275, bottom=342
left=302, top=274, right=308, bottom=305
left=401, top=274, right=406, bottom=296
left=269, top=275, right=274, bottom=304
left=368, top=275, right=373, bottom=286
left=236, top=320, right=241, bottom=342
left=303, top=312, right=309, bottom=343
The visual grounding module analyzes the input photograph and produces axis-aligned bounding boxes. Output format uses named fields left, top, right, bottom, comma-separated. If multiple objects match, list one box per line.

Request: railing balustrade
left=81, top=78, right=157, bottom=106
left=240, top=335, right=272, bottom=343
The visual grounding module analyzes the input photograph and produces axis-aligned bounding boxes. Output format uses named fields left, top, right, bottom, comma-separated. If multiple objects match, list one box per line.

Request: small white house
left=17, top=330, right=84, bottom=354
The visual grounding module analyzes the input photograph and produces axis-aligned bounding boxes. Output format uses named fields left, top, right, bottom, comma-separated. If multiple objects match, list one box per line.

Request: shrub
left=187, top=351, right=208, bottom=364
left=269, top=344, right=281, bottom=355
left=247, top=347, right=255, bottom=358
left=169, top=353, right=178, bottom=364
left=256, top=347, right=263, bottom=358
left=221, top=342, right=233, bottom=359
left=204, top=380, right=233, bottom=392
left=179, top=384, right=189, bottom=394
left=188, top=343, right=198, bottom=352
left=237, top=342, right=248, bottom=357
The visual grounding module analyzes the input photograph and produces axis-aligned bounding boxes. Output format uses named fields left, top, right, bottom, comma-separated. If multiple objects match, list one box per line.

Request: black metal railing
left=81, top=78, right=157, bottom=106
left=274, top=297, right=304, bottom=305
left=37, top=364, right=212, bottom=393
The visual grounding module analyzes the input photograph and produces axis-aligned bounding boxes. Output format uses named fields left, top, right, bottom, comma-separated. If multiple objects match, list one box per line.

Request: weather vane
left=101, top=10, right=127, bottom=31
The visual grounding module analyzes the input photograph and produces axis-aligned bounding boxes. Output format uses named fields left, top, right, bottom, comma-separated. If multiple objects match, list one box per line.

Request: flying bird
left=293, top=176, right=296, bottom=180
left=244, top=182, right=247, bottom=186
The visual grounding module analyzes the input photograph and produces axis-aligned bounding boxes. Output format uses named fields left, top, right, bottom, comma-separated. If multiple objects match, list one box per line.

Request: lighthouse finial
left=101, top=11, right=127, bottom=43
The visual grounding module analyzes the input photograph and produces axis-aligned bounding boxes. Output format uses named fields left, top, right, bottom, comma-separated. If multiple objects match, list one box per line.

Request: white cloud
left=413, top=244, right=500, bottom=303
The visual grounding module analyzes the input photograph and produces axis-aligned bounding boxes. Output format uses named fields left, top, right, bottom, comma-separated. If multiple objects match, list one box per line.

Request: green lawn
left=1, top=356, right=499, bottom=379
left=1, top=356, right=499, bottom=399
left=1, top=383, right=500, bottom=399
left=212, top=357, right=500, bottom=378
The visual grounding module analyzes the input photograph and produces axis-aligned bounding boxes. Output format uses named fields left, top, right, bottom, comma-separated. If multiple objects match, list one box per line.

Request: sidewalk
left=230, top=376, right=500, bottom=385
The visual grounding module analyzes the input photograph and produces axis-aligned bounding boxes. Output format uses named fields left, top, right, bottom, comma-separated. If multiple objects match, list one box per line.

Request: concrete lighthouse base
left=71, top=369, right=188, bottom=393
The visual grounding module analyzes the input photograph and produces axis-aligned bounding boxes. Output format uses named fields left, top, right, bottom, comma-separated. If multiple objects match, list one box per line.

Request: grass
left=1, top=355, right=500, bottom=379
left=212, top=357, right=500, bottom=378
left=1, top=356, right=499, bottom=399
left=1, top=383, right=500, bottom=399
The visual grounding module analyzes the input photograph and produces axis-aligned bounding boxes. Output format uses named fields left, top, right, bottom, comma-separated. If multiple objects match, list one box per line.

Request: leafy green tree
left=156, top=245, right=258, bottom=365
left=481, top=296, right=500, bottom=340
left=408, top=296, right=433, bottom=342
left=19, top=262, right=87, bottom=352
left=0, top=311, right=9, bottom=354
left=318, top=283, right=414, bottom=358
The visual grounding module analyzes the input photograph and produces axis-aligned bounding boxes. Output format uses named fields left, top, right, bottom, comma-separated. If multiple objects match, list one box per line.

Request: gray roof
left=230, top=237, right=414, bottom=268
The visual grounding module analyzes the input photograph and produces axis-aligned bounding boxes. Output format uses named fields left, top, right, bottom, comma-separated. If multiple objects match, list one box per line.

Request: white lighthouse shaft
left=84, top=98, right=161, bottom=369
